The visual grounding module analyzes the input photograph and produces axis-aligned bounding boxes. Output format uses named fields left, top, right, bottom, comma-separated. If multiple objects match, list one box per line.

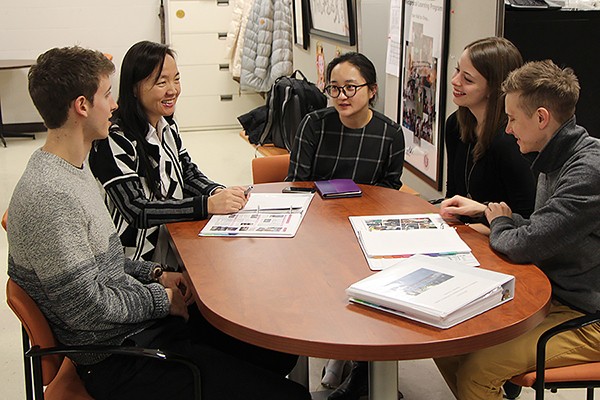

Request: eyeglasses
left=324, top=83, right=369, bottom=98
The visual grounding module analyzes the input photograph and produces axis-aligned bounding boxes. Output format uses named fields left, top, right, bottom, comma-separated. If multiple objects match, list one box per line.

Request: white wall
left=292, top=0, right=501, bottom=200
left=292, top=39, right=356, bottom=85
left=384, top=0, right=501, bottom=200
left=291, top=0, right=390, bottom=113
left=0, top=0, right=162, bottom=124
left=358, top=0, right=391, bottom=113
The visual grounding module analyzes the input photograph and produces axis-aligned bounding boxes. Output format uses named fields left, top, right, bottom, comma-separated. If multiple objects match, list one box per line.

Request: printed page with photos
left=349, top=214, right=472, bottom=258
left=199, top=193, right=313, bottom=237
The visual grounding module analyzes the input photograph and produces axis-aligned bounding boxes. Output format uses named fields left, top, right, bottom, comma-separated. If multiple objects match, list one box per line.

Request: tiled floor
left=0, top=130, right=596, bottom=399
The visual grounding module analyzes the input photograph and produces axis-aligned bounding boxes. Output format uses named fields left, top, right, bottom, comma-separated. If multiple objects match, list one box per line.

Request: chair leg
left=503, top=381, right=522, bottom=399
left=31, top=356, right=45, bottom=400
left=587, top=386, right=594, bottom=400
left=21, top=327, right=34, bottom=400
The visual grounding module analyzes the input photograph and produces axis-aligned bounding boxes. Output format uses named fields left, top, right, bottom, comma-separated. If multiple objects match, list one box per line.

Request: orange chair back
left=6, top=279, right=63, bottom=386
left=1, top=209, right=7, bottom=231
left=251, top=154, right=291, bottom=184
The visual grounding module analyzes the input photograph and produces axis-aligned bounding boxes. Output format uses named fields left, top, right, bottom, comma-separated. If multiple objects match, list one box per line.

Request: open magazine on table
left=199, top=193, right=313, bottom=237
left=348, top=214, right=478, bottom=270
left=346, top=255, right=515, bottom=329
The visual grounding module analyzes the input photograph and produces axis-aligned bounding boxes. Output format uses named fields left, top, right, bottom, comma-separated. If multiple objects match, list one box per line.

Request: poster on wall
left=309, top=0, right=356, bottom=45
left=398, top=0, right=450, bottom=190
left=385, top=0, right=402, bottom=76
left=293, top=0, right=310, bottom=49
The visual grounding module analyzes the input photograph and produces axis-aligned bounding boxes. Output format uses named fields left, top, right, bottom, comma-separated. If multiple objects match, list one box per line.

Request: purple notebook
left=314, top=179, right=362, bottom=199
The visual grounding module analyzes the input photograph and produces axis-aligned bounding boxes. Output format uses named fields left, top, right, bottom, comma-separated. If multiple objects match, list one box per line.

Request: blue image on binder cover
left=240, top=70, right=327, bottom=150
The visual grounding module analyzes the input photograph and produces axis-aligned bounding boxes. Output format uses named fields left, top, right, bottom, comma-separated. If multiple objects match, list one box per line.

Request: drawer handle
left=218, top=32, right=227, bottom=40
left=219, top=63, right=230, bottom=71
left=217, top=0, right=229, bottom=5
left=220, top=95, right=233, bottom=101
left=176, top=9, right=185, bottom=18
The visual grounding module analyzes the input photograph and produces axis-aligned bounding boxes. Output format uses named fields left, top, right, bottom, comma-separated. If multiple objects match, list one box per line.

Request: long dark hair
left=113, top=40, right=176, bottom=198
left=457, top=37, right=522, bottom=161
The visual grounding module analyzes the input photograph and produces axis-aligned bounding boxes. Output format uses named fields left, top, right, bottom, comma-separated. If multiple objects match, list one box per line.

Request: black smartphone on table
left=282, top=186, right=316, bottom=193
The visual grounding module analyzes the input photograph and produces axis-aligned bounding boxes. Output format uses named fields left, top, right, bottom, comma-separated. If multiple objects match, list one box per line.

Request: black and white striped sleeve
left=104, top=178, right=209, bottom=228
left=89, top=131, right=211, bottom=228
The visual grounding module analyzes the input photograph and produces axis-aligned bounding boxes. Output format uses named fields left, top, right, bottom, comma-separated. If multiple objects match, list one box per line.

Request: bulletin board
left=397, top=0, right=450, bottom=190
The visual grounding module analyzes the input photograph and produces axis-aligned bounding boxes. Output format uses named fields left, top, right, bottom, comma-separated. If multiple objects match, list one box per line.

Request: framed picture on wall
left=293, top=0, right=310, bottom=49
left=308, top=0, right=356, bottom=46
left=397, top=0, right=450, bottom=190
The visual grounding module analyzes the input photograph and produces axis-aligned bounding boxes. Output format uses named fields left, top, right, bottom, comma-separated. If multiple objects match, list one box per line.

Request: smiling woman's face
left=450, top=49, right=489, bottom=116
left=137, top=54, right=181, bottom=128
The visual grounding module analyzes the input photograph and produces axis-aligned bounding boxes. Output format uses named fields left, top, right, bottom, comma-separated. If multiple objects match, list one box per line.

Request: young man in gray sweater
left=7, top=46, right=309, bottom=400
left=435, top=60, right=600, bottom=399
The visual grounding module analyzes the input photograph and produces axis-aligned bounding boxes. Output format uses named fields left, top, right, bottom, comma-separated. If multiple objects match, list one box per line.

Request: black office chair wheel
left=503, top=381, right=522, bottom=399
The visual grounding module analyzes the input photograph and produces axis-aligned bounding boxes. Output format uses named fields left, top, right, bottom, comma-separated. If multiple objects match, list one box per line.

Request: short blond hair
left=501, top=60, right=579, bottom=125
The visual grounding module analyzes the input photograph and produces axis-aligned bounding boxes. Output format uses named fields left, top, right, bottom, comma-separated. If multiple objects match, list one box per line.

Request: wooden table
left=167, top=183, right=551, bottom=399
left=0, top=60, right=39, bottom=147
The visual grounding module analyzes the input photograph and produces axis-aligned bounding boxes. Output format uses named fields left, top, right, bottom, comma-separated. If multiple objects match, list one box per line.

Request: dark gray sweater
left=490, top=118, right=600, bottom=314
left=8, top=150, right=170, bottom=364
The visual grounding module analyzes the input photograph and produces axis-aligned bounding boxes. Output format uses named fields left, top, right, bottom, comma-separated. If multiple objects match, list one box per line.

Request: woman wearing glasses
left=286, top=52, right=405, bottom=190
left=287, top=52, right=404, bottom=400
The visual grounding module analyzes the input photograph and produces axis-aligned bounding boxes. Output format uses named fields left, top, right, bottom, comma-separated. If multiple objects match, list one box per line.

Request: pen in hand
left=244, top=185, right=253, bottom=198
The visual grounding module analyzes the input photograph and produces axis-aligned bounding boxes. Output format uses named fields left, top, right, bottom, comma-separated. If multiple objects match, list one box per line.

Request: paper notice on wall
left=386, top=0, right=402, bottom=76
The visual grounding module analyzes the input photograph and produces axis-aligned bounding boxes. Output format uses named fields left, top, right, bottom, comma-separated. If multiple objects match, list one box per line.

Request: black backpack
left=257, top=70, right=327, bottom=151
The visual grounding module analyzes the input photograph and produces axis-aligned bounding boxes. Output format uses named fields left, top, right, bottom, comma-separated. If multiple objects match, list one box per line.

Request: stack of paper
left=349, top=214, right=478, bottom=270
left=199, top=193, right=313, bottom=237
left=346, top=255, right=515, bottom=329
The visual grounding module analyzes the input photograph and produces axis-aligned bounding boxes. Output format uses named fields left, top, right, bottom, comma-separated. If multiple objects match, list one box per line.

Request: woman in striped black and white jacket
left=90, top=41, right=249, bottom=267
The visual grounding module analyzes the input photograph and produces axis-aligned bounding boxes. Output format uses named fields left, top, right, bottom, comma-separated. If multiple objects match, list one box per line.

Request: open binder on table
left=199, top=193, right=313, bottom=237
left=349, top=214, right=479, bottom=270
left=346, top=255, right=515, bottom=329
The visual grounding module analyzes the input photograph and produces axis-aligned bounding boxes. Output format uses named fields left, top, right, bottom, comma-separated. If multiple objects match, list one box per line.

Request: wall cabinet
left=167, top=0, right=264, bottom=131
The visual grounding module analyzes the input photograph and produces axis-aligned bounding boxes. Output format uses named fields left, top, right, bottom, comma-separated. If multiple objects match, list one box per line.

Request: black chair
left=505, top=312, right=600, bottom=400
left=6, top=278, right=202, bottom=400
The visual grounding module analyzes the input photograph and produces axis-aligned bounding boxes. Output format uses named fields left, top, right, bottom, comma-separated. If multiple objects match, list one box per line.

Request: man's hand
left=159, top=271, right=194, bottom=305
left=207, top=186, right=247, bottom=214
left=439, top=195, right=487, bottom=219
left=484, top=202, right=512, bottom=224
left=165, top=288, right=189, bottom=321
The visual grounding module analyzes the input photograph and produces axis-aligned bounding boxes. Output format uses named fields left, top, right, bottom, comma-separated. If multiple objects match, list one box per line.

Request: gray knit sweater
left=8, top=149, right=170, bottom=364
left=490, top=118, right=600, bottom=314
